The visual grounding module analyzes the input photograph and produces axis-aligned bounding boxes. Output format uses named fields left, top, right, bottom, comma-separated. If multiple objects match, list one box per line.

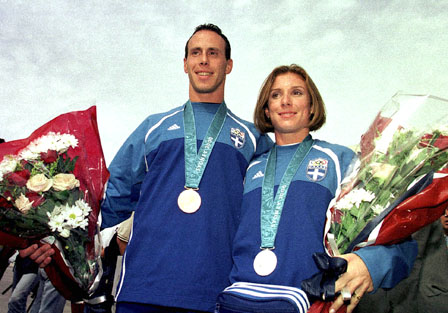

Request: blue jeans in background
left=32, top=268, right=66, bottom=313
left=7, top=272, right=39, bottom=313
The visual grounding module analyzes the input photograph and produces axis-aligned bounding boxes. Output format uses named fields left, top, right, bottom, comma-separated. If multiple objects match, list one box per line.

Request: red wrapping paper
left=0, top=106, right=109, bottom=300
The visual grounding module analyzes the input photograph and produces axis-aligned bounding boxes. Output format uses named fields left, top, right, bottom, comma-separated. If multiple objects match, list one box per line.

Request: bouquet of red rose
left=302, top=93, right=448, bottom=313
left=0, top=106, right=109, bottom=300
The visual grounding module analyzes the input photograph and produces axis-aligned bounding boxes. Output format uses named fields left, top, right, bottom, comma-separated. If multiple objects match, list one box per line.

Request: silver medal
left=178, top=189, right=201, bottom=214
left=253, top=249, right=277, bottom=276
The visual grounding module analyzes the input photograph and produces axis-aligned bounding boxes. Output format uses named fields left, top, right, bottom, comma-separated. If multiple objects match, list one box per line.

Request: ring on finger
left=353, top=292, right=362, bottom=301
left=341, top=287, right=351, bottom=302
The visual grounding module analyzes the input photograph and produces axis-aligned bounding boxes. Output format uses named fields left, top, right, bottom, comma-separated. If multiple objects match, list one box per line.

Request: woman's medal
left=253, top=248, right=277, bottom=276
left=180, top=101, right=227, bottom=213
left=255, top=138, right=313, bottom=276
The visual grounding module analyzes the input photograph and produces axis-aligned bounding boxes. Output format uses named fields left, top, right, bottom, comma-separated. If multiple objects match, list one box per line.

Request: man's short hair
left=184, top=23, right=231, bottom=60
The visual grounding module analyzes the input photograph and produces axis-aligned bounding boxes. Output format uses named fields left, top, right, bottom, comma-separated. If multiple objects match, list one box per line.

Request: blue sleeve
left=100, top=121, right=148, bottom=228
left=353, top=239, right=418, bottom=292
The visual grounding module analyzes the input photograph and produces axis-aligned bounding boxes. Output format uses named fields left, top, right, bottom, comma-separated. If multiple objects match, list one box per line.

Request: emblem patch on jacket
left=306, top=158, right=328, bottom=181
left=230, top=128, right=245, bottom=149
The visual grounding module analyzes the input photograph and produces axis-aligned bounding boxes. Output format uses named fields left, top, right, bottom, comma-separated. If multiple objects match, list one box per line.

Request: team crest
left=306, top=158, right=328, bottom=182
left=230, top=128, right=246, bottom=149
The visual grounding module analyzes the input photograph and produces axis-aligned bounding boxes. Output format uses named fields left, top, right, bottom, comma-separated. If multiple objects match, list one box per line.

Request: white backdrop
left=1, top=1, right=447, bottom=163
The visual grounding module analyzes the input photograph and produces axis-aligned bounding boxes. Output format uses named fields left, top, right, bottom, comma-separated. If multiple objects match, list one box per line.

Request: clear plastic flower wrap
left=303, top=93, right=448, bottom=313
left=0, top=106, right=109, bottom=300
left=325, top=93, right=448, bottom=255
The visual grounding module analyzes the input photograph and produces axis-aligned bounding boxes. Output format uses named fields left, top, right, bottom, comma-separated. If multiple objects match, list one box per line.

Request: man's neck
left=189, top=87, right=224, bottom=103
left=189, top=95, right=223, bottom=104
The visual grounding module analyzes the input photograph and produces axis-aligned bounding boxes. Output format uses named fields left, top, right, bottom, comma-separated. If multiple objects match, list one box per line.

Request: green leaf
left=52, top=190, right=70, bottom=201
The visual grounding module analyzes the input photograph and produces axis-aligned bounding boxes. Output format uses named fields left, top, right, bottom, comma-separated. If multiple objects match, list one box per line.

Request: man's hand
left=19, top=243, right=54, bottom=268
left=330, top=253, right=373, bottom=313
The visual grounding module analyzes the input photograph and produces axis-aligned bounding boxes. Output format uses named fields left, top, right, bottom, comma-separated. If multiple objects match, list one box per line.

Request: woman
left=215, top=65, right=417, bottom=313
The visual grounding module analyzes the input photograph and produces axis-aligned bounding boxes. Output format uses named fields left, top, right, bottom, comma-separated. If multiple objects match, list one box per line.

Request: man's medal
left=179, top=101, right=227, bottom=214
left=177, top=188, right=202, bottom=214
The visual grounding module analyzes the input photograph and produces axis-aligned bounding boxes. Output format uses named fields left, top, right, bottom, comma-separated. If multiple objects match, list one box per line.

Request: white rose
left=14, top=194, right=33, bottom=213
left=26, top=174, right=53, bottom=193
left=52, top=173, right=80, bottom=191
left=370, top=162, right=397, bottom=181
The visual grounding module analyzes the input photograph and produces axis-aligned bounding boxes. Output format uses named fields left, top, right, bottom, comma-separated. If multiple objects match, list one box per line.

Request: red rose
left=332, top=208, right=344, bottom=224
left=420, top=134, right=448, bottom=150
left=360, top=113, right=392, bottom=159
left=6, top=169, right=31, bottom=187
left=434, top=135, right=448, bottom=150
left=40, top=150, right=58, bottom=163
left=3, top=190, right=12, bottom=199
left=25, top=191, right=45, bottom=207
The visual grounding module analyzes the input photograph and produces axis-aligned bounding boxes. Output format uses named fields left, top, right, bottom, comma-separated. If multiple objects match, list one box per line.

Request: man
left=103, top=23, right=271, bottom=312
left=22, top=24, right=271, bottom=312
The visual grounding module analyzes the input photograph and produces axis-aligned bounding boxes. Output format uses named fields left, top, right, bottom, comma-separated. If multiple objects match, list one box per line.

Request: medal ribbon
left=183, top=100, right=227, bottom=189
left=260, top=136, right=314, bottom=249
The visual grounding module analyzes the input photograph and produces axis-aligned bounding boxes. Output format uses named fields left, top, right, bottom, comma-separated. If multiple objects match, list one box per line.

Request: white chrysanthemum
left=59, top=133, right=78, bottom=152
left=47, top=199, right=91, bottom=237
left=0, top=155, right=19, bottom=182
left=75, top=199, right=92, bottom=216
left=78, top=218, right=89, bottom=230
left=47, top=211, right=66, bottom=233
left=372, top=204, right=385, bottom=216
left=19, top=132, right=78, bottom=158
left=352, top=189, right=375, bottom=208
left=63, top=205, right=85, bottom=227
left=19, top=148, right=40, bottom=160
left=335, top=188, right=375, bottom=210
left=333, top=194, right=353, bottom=210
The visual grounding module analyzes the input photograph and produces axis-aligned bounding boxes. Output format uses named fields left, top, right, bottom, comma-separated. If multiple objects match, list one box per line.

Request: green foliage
left=330, top=125, right=448, bottom=255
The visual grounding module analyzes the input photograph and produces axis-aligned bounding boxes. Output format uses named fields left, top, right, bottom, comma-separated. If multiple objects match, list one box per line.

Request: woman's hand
left=19, top=243, right=54, bottom=268
left=329, top=253, right=373, bottom=313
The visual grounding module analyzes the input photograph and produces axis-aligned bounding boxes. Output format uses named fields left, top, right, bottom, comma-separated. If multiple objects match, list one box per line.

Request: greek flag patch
left=230, top=128, right=246, bottom=149
left=306, top=158, right=328, bottom=182
left=221, top=282, right=310, bottom=313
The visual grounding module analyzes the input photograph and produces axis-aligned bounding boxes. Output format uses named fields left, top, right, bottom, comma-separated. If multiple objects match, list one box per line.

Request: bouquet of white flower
left=325, top=93, right=448, bottom=255
left=0, top=106, right=109, bottom=300
left=303, top=93, right=448, bottom=313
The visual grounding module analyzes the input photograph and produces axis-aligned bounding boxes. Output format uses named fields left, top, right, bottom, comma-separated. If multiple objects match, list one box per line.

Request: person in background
left=7, top=255, right=39, bottom=313
left=0, top=137, right=14, bottom=282
left=355, top=212, right=448, bottom=313
left=0, top=246, right=15, bottom=281
left=215, top=64, right=417, bottom=313
left=116, top=212, right=134, bottom=256
left=440, top=206, right=448, bottom=248
left=31, top=268, right=66, bottom=313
